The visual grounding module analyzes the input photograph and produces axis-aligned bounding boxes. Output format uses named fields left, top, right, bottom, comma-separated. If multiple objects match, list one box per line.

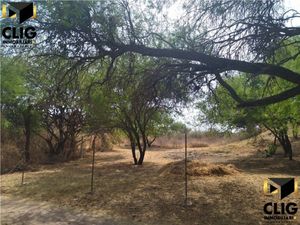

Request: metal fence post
left=185, top=130, right=188, bottom=206
left=90, top=136, right=96, bottom=194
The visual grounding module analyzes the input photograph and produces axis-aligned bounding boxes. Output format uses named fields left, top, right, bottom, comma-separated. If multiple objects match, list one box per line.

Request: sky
left=284, top=0, right=300, bottom=26
left=166, top=0, right=300, bottom=22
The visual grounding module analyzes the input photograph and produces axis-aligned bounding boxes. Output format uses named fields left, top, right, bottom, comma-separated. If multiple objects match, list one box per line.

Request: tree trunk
left=292, top=123, right=299, bottom=139
left=146, top=136, right=156, bottom=148
left=284, top=134, right=293, bottom=160
left=80, top=137, right=84, bottom=158
left=46, top=138, right=66, bottom=162
left=137, top=150, right=145, bottom=165
left=127, top=131, right=138, bottom=165
left=56, top=140, right=66, bottom=155
left=273, top=137, right=277, bottom=145
left=278, top=132, right=293, bottom=160
left=263, top=124, right=293, bottom=161
left=66, top=134, right=76, bottom=160
left=137, top=134, right=147, bottom=165
left=24, top=122, right=31, bottom=162
left=131, top=142, right=138, bottom=165
left=23, top=105, right=32, bottom=163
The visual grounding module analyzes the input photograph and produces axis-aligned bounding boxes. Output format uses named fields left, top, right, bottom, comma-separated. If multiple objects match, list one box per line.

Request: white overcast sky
left=166, top=0, right=300, bottom=24
left=284, top=0, right=300, bottom=26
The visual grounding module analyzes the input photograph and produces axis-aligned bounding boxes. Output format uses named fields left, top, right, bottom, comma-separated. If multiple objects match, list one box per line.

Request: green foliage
left=265, top=143, right=277, bottom=157
left=1, top=57, right=31, bottom=131
left=198, top=42, right=300, bottom=145
left=168, top=121, right=188, bottom=134
left=1, top=58, right=27, bottom=105
left=2, top=0, right=300, bottom=165
left=146, top=115, right=189, bottom=146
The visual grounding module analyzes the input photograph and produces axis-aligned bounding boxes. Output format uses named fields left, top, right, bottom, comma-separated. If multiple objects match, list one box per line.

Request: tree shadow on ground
left=226, top=149, right=300, bottom=176
left=2, top=196, right=141, bottom=225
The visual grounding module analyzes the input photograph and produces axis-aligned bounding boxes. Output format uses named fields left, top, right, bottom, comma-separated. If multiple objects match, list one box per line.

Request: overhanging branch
left=237, top=85, right=300, bottom=107
left=215, top=73, right=300, bottom=107
left=119, top=44, right=300, bottom=86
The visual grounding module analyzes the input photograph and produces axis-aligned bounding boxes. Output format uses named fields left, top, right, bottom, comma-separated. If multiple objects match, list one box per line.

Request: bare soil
left=1, top=137, right=300, bottom=225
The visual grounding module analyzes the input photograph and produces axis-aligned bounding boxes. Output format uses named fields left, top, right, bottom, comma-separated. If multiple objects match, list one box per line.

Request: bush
left=265, top=144, right=277, bottom=157
left=189, top=143, right=209, bottom=148
left=1, top=143, right=22, bottom=173
left=99, top=133, right=113, bottom=151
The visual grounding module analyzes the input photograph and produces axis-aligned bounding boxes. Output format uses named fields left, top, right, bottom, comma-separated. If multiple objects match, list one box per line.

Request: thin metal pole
left=21, top=155, right=26, bottom=185
left=91, top=136, right=96, bottom=194
left=184, top=131, right=188, bottom=206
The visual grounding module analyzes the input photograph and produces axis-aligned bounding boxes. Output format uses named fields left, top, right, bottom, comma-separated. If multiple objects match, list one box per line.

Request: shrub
left=1, top=143, right=22, bottom=173
left=265, top=144, right=277, bottom=157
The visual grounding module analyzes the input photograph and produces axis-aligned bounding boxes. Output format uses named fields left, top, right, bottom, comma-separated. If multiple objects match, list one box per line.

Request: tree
left=198, top=73, right=300, bottom=160
left=27, top=58, right=86, bottom=160
left=88, top=56, right=189, bottom=164
left=29, top=0, right=300, bottom=108
left=2, top=0, right=300, bottom=166
left=145, top=112, right=174, bottom=147
left=1, top=57, right=37, bottom=163
left=1, top=56, right=89, bottom=162
left=198, top=39, right=300, bottom=160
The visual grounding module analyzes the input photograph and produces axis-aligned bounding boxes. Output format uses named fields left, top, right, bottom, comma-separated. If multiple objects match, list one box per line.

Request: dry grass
left=153, top=133, right=243, bottom=149
left=1, top=133, right=115, bottom=173
left=1, top=143, right=22, bottom=173
left=160, top=160, right=239, bottom=176
left=188, top=143, right=209, bottom=148
left=1, top=136, right=50, bottom=173
left=1, top=135, right=300, bottom=225
left=153, top=136, right=211, bottom=149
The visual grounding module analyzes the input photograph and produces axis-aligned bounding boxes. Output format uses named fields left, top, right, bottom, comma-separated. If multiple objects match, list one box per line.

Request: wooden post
left=90, top=136, right=96, bottom=194
left=184, top=130, right=188, bottom=206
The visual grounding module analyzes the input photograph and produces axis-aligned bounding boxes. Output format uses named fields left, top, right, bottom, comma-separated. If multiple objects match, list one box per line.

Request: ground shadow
left=226, top=149, right=300, bottom=176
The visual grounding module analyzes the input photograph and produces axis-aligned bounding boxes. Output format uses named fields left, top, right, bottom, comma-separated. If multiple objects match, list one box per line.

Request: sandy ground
left=1, top=195, right=138, bottom=225
left=1, top=138, right=300, bottom=225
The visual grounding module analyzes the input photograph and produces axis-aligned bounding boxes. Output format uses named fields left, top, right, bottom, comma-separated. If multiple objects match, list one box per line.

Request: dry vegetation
left=160, top=161, right=239, bottom=176
left=1, top=133, right=300, bottom=225
left=145, top=132, right=243, bottom=149
left=0, top=133, right=114, bottom=174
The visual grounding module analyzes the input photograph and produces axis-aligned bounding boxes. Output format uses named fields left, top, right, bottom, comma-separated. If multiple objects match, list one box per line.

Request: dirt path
left=1, top=195, right=137, bottom=225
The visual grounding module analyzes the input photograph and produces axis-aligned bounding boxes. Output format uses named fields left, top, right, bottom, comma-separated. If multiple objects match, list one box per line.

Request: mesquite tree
left=198, top=74, right=300, bottom=160
left=26, top=0, right=300, bottom=108
left=29, top=58, right=86, bottom=160
left=1, top=58, right=37, bottom=163
left=88, top=56, right=190, bottom=164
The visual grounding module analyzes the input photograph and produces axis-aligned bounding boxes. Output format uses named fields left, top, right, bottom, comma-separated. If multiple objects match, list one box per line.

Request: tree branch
left=119, top=44, right=300, bottom=85
left=238, top=85, right=300, bottom=107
